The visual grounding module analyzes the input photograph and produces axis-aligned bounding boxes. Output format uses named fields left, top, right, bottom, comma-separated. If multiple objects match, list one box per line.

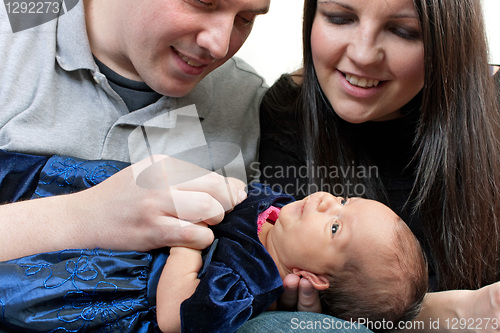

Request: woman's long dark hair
left=300, top=0, right=500, bottom=290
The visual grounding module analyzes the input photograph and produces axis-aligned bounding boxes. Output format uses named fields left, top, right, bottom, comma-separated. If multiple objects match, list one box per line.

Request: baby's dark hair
left=319, top=221, right=428, bottom=333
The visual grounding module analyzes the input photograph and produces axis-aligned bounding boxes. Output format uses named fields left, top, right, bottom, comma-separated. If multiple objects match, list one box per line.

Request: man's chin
left=154, top=80, right=201, bottom=98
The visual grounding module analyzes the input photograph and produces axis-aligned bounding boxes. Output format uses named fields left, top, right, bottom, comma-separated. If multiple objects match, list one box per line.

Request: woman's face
left=311, top=0, right=424, bottom=123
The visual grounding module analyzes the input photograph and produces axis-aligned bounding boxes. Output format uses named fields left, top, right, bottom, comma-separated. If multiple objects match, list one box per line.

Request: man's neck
left=84, top=0, right=141, bottom=82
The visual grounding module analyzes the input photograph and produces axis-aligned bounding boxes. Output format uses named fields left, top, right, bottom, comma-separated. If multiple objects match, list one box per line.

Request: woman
left=256, top=0, right=500, bottom=331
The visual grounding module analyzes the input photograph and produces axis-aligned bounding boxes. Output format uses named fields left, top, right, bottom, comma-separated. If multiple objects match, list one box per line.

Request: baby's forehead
left=351, top=198, right=400, bottom=225
left=350, top=231, right=407, bottom=272
left=356, top=197, right=396, bottom=214
left=353, top=216, right=410, bottom=256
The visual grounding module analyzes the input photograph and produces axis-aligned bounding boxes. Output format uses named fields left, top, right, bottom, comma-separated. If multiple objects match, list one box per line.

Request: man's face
left=88, top=0, right=270, bottom=97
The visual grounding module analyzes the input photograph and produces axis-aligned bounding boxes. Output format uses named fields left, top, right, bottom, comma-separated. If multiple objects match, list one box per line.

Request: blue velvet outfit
left=0, top=150, right=293, bottom=333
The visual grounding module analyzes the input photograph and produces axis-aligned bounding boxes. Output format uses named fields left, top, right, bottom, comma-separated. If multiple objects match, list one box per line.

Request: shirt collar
left=55, top=0, right=96, bottom=72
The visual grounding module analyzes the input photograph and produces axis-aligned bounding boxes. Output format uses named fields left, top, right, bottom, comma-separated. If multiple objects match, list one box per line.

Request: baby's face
left=272, top=192, right=403, bottom=276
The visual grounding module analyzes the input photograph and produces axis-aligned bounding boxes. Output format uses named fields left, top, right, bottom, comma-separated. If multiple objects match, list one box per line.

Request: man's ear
left=292, top=268, right=330, bottom=290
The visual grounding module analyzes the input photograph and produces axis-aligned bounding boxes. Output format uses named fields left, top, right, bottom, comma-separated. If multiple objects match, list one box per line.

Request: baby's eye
left=341, top=197, right=348, bottom=205
left=331, top=223, right=340, bottom=235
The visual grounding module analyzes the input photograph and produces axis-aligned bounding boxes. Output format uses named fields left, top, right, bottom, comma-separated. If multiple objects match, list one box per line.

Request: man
left=0, top=0, right=270, bottom=259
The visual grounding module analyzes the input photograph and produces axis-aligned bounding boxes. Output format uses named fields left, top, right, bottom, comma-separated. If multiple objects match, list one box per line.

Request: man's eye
left=190, top=0, right=213, bottom=7
left=237, top=14, right=256, bottom=25
left=331, top=223, right=340, bottom=235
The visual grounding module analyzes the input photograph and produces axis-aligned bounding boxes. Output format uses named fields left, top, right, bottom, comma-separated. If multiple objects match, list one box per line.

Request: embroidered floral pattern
left=15, top=249, right=148, bottom=332
left=48, top=291, right=142, bottom=333
left=32, top=156, right=128, bottom=199
left=20, top=254, right=99, bottom=290
left=0, top=299, right=4, bottom=322
left=40, top=157, right=122, bottom=188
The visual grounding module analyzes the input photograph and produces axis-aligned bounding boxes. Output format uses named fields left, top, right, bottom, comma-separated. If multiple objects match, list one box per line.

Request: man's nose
left=197, top=16, right=233, bottom=59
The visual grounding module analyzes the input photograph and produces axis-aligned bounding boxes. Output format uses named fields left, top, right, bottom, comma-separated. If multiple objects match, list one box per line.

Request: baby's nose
left=316, top=193, right=338, bottom=212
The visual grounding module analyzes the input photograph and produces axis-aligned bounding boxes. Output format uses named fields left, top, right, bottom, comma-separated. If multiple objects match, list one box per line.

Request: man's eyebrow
left=222, top=0, right=269, bottom=15
left=249, top=6, right=270, bottom=15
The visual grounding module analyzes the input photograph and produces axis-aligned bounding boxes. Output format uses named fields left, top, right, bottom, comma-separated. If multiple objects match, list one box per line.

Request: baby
left=0, top=153, right=427, bottom=333
left=158, top=183, right=428, bottom=332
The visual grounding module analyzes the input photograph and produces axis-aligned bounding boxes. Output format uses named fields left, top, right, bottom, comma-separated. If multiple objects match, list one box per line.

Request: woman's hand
left=412, top=283, right=500, bottom=333
left=279, top=274, right=322, bottom=313
left=453, top=282, right=500, bottom=333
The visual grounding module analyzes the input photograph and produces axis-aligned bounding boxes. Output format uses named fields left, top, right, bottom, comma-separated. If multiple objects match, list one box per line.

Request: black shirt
left=94, top=57, right=162, bottom=112
left=259, top=74, right=437, bottom=290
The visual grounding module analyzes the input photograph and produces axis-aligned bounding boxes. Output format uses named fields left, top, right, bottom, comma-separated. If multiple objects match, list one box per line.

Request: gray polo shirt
left=0, top=1, right=266, bottom=181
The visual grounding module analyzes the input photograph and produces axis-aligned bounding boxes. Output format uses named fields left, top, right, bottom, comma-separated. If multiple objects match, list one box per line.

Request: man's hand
left=0, top=155, right=245, bottom=261
left=12, top=156, right=246, bottom=260
left=67, top=155, right=247, bottom=252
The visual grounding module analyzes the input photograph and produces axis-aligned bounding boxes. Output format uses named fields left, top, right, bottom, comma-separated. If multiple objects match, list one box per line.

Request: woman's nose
left=346, top=26, right=384, bottom=67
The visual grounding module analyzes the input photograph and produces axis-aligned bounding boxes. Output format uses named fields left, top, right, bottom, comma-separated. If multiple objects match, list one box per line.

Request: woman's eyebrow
left=389, top=13, right=419, bottom=19
left=318, top=0, right=354, bottom=11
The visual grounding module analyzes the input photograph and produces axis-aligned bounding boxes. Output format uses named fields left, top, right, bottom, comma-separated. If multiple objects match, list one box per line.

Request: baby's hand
left=157, top=246, right=204, bottom=333
left=168, top=246, right=203, bottom=256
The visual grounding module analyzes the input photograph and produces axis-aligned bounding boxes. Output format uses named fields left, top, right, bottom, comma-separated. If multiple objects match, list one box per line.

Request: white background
left=236, top=0, right=500, bottom=86
left=235, top=0, right=304, bottom=85
left=483, top=0, right=500, bottom=66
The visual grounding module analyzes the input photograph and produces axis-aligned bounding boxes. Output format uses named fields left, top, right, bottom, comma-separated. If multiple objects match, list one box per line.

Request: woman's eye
left=326, top=15, right=354, bottom=25
left=389, top=26, right=421, bottom=41
left=318, top=8, right=355, bottom=26
left=331, top=223, right=340, bottom=235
